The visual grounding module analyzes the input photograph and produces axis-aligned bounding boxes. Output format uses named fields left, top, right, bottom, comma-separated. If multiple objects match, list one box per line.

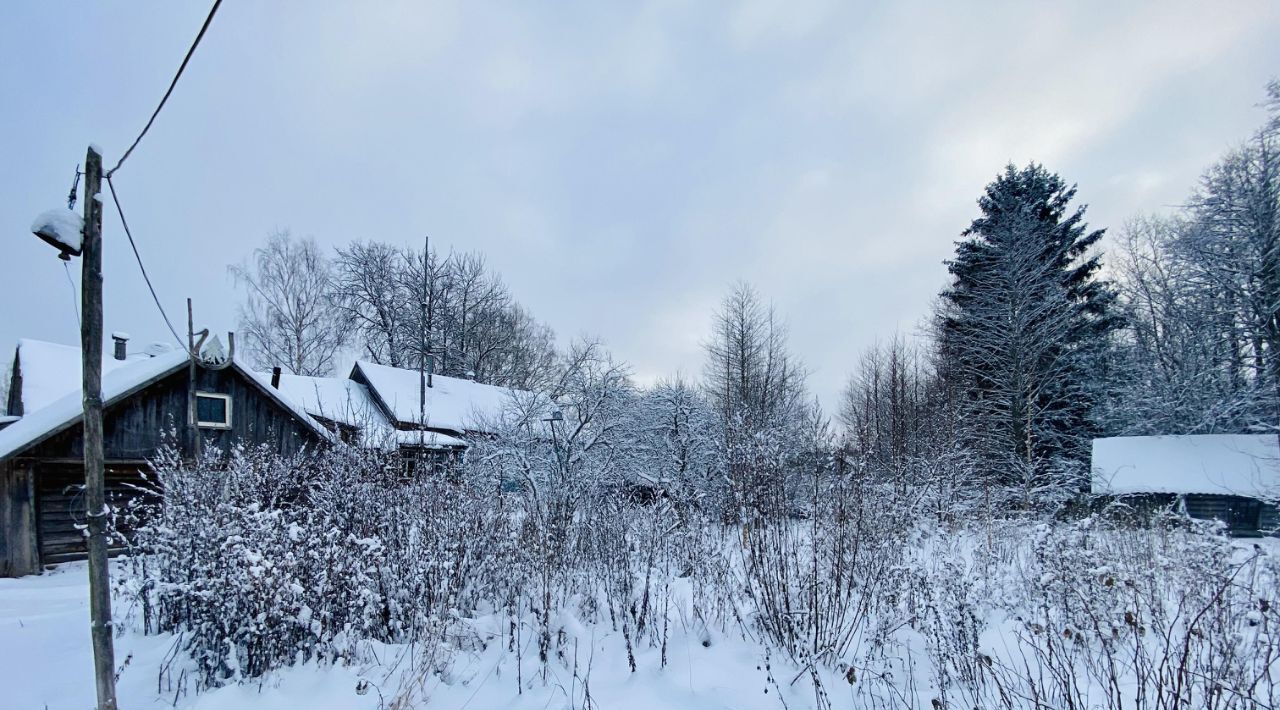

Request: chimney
left=111, top=332, right=129, bottom=361
left=271, top=366, right=282, bottom=389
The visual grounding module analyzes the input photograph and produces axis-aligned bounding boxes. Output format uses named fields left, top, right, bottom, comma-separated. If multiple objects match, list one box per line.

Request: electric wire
left=106, top=0, right=223, bottom=177
left=63, top=261, right=81, bottom=328
left=105, top=175, right=189, bottom=352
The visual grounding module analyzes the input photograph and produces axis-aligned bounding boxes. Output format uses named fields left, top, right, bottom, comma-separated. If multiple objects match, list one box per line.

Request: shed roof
left=1091, top=434, right=1280, bottom=499
left=352, top=361, right=517, bottom=435
left=270, top=373, right=471, bottom=449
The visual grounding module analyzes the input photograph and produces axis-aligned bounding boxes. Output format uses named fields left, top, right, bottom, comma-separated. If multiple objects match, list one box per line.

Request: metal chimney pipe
left=110, top=332, right=129, bottom=361
left=270, top=366, right=282, bottom=389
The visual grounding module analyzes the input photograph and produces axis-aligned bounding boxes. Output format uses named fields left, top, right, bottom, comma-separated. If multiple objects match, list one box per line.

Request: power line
left=105, top=175, right=189, bottom=352
left=106, top=0, right=224, bottom=178
left=63, top=261, right=81, bottom=328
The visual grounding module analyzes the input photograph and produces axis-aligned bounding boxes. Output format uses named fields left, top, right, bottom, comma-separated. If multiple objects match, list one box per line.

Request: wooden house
left=273, top=361, right=522, bottom=466
left=1091, top=434, right=1280, bottom=536
left=0, top=337, right=331, bottom=577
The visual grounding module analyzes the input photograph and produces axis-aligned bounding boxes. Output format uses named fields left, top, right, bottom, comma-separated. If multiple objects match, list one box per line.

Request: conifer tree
left=938, top=164, right=1119, bottom=496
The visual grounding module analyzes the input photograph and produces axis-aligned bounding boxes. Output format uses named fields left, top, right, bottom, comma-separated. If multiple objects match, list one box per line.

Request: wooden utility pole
left=81, top=145, right=118, bottom=709
left=187, top=298, right=200, bottom=462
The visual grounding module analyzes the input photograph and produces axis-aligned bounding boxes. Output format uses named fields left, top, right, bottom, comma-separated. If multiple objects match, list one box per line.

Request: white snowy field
left=4, top=534, right=1279, bottom=709
left=0, top=561, right=827, bottom=710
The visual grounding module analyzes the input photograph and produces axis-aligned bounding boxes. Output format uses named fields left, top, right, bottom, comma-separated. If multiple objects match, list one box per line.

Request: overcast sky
left=2, top=1, right=1278, bottom=410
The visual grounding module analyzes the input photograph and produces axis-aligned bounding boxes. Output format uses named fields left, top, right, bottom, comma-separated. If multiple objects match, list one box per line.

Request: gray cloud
left=2, top=0, right=1277, bottom=411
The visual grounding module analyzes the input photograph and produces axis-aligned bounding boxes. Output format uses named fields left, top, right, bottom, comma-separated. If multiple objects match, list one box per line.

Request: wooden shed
left=1091, top=434, right=1280, bottom=536
left=0, top=338, right=330, bottom=577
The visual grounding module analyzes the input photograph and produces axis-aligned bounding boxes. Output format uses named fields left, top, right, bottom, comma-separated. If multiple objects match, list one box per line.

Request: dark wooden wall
left=33, top=462, right=155, bottom=564
left=0, top=461, right=38, bottom=577
left=192, top=367, right=318, bottom=458
left=1262, top=503, right=1280, bottom=535
left=1184, top=494, right=1265, bottom=537
left=1096, top=493, right=1277, bottom=537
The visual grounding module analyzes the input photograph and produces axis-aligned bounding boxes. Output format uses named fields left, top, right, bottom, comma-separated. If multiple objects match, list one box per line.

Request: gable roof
left=273, top=374, right=383, bottom=429
left=0, top=349, right=190, bottom=460
left=0, top=344, right=334, bottom=461
left=11, top=338, right=172, bottom=414
left=351, top=361, right=518, bottom=435
left=1092, top=434, right=1280, bottom=499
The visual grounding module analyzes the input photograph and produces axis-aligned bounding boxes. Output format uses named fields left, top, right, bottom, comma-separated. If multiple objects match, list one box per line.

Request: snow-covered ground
left=0, top=562, right=817, bottom=709
left=6, top=535, right=1279, bottom=709
left=0, top=562, right=180, bottom=709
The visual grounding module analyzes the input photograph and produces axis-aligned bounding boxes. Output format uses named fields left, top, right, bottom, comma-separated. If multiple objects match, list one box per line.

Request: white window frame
left=195, top=391, right=233, bottom=429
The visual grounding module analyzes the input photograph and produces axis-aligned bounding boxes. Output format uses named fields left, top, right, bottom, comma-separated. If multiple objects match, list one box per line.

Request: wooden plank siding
left=191, top=367, right=318, bottom=458
left=0, top=460, right=39, bottom=577
left=1102, top=492, right=1277, bottom=537
left=33, top=462, right=157, bottom=564
left=22, top=367, right=319, bottom=463
left=1184, top=494, right=1266, bottom=537
left=1262, top=503, right=1280, bottom=535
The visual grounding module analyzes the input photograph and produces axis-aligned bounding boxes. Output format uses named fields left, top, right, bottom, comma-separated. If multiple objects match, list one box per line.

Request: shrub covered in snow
left=115, top=439, right=1280, bottom=708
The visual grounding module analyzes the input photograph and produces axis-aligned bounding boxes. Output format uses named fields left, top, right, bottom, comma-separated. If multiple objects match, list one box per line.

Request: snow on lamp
left=30, top=207, right=84, bottom=261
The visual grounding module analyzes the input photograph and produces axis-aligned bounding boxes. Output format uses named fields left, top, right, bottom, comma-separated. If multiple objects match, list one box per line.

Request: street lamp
left=31, top=207, right=84, bottom=261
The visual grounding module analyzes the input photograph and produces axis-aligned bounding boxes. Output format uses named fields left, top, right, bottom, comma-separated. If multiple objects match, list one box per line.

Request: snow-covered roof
left=12, top=338, right=166, bottom=414
left=353, top=361, right=518, bottom=435
left=232, top=364, right=336, bottom=444
left=1092, top=434, right=1280, bottom=499
left=394, top=429, right=468, bottom=449
left=0, top=349, right=189, bottom=460
left=0, top=341, right=335, bottom=461
left=271, top=373, right=404, bottom=448
left=273, top=374, right=383, bottom=429
left=269, top=372, right=471, bottom=449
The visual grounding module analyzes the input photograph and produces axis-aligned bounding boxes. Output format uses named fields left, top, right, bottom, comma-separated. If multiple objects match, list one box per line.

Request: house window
left=195, top=392, right=232, bottom=429
left=1227, top=498, right=1262, bottom=532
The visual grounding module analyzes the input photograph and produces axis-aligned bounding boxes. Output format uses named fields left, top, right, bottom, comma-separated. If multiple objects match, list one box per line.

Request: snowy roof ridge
left=271, top=372, right=479, bottom=449
left=272, top=373, right=382, bottom=427
left=1091, top=434, right=1280, bottom=499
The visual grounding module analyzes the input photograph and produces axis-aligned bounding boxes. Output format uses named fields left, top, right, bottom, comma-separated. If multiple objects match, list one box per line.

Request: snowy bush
left=119, top=444, right=518, bottom=691
left=988, top=516, right=1280, bottom=708
left=114, top=438, right=1280, bottom=708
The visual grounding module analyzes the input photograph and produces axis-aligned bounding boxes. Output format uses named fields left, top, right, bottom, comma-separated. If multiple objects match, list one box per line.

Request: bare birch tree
left=229, top=230, right=347, bottom=376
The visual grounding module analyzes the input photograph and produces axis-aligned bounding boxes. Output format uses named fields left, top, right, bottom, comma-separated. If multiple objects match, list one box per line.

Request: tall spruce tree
left=938, top=164, right=1119, bottom=497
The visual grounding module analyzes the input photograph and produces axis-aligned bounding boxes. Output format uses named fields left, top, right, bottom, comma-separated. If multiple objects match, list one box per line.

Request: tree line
left=843, top=81, right=1280, bottom=506
left=230, top=82, right=1279, bottom=510
left=230, top=236, right=556, bottom=390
